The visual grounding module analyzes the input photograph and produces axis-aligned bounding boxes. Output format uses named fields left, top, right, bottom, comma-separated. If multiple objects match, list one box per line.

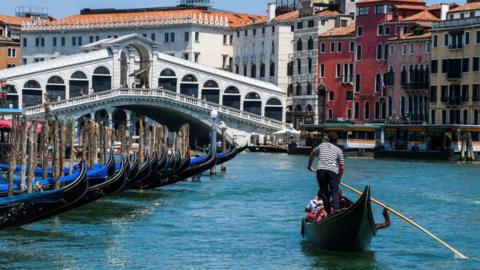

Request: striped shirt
left=313, top=142, right=344, bottom=174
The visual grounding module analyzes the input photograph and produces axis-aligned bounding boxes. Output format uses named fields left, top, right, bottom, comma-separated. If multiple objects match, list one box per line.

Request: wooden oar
left=340, top=182, right=469, bottom=260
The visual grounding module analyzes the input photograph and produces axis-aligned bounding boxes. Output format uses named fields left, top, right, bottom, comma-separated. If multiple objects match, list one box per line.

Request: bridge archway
left=70, top=71, right=89, bottom=98
left=243, top=92, right=262, bottom=116
left=22, top=80, right=42, bottom=107
left=4, top=85, right=18, bottom=108
left=119, top=43, right=151, bottom=88
left=223, top=86, right=240, bottom=109
left=265, top=98, right=283, bottom=121
left=180, top=74, right=199, bottom=97
left=46, top=76, right=66, bottom=101
left=92, top=66, right=112, bottom=93
left=201, top=80, right=220, bottom=104
left=159, top=69, right=177, bottom=92
left=112, top=109, right=128, bottom=129
left=94, top=109, right=109, bottom=123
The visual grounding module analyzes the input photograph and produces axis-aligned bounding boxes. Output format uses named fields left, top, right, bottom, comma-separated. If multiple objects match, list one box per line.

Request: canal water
left=0, top=153, right=479, bottom=270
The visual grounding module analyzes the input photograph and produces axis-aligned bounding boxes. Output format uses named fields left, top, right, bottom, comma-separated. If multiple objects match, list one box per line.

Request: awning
left=0, top=120, right=10, bottom=131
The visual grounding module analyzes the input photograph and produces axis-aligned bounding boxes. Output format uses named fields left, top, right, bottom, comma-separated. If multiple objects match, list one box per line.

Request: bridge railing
left=24, top=88, right=288, bottom=129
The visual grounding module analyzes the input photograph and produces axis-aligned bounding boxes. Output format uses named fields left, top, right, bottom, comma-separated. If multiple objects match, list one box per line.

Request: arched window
left=409, top=65, right=415, bottom=83
left=308, top=36, right=314, bottom=50
left=22, top=80, right=42, bottom=107
left=180, top=74, right=199, bottom=97
left=244, top=92, right=262, bottom=115
left=92, top=66, right=111, bottom=92
left=356, top=45, right=362, bottom=60
left=46, top=76, right=66, bottom=101
left=159, top=68, right=177, bottom=92
left=223, top=86, right=240, bottom=109
left=401, top=66, right=407, bottom=85
left=306, top=104, right=313, bottom=112
left=265, top=98, right=283, bottom=121
left=3, top=85, right=18, bottom=108
left=297, top=59, right=301, bottom=74
left=296, top=83, right=302, bottom=96
left=401, top=96, right=406, bottom=117
left=308, top=58, right=312, bottom=74
left=201, top=80, right=220, bottom=104
left=364, top=101, right=370, bottom=120
left=376, top=43, right=383, bottom=60
left=307, top=82, right=312, bottom=95
left=70, top=71, right=89, bottom=98
left=251, top=64, right=257, bottom=78
left=297, top=38, right=303, bottom=51
left=295, top=104, right=303, bottom=112
left=375, top=74, right=382, bottom=92
left=382, top=100, right=387, bottom=119
left=287, top=84, right=293, bottom=97
left=375, top=102, right=380, bottom=119
left=355, top=74, right=361, bottom=92
left=354, top=102, right=359, bottom=119
left=260, top=62, right=266, bottom=77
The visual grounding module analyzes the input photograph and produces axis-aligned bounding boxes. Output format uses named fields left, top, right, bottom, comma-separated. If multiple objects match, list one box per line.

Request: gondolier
left=307, top=133, right=344, bottom=215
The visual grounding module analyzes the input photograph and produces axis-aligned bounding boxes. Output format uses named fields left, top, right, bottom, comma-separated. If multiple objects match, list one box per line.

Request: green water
left=0, top=153, right=479, bottom=269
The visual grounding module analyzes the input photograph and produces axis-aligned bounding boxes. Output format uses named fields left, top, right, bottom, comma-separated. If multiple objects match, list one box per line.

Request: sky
left=0, top=0, right=466, bottom=18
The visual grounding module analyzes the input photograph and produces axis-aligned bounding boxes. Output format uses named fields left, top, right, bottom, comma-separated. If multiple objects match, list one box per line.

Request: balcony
left=433, top=17, right=480, bottom=30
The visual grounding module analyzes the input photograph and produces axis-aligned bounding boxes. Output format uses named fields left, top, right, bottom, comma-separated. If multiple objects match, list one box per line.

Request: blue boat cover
left=0, top=188, right=64, bottom=205
left=190, top=156, right=207, bottom=166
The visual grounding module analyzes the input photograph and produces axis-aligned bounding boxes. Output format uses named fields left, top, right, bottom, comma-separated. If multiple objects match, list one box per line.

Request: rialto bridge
left=0, top=34, right=287, bottom=144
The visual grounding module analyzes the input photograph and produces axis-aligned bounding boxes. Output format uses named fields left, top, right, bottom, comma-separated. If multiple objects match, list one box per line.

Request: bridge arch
left=159, top=68, right=177, bottom=92
left=22, top=80, right=42, bottom=107
left=201, top=79, right=220, bottom=104
left=112, top=109, right=128, bottom=128
left=3, top=84, right=18, bottom=108
left=119, top=42, right=151, bottom=88
left=243, top=92, right=262, bottom=116
left=46, top=75, right=66, bottom=101
left=92, top=66, right=112, bottom=93
left=265, top=97, right=283, bottom=121
left=223, top=86, right=241, bottom=109
left=69, top=71, right=89, bottom=98
left=180, top=74, right=199, bottom=98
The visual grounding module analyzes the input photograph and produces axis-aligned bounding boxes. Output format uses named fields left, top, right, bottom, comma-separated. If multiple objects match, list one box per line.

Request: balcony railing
left=433, top=17, right=480, bottom=30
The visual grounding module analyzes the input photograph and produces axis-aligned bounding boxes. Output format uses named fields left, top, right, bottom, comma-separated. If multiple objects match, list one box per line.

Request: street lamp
left=210, top=110, right=218, bottom=175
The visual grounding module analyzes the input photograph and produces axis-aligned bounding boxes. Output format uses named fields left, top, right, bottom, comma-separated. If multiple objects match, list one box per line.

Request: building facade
left=430, top=1, right=480, bottom=125
left=19, top=6, right=265, bottom=70
left=0, top=15, right=36, bottom=69
left=317, top=22, right=355, bottom=121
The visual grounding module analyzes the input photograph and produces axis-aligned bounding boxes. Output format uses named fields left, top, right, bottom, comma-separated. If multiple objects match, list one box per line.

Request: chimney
left=268, top=2, right=277, bottom=22
left=440, top=3, right=450, bottom=20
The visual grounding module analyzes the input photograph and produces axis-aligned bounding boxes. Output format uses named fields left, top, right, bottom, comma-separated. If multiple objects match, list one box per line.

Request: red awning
left=0, top=119, right=11, bottom=131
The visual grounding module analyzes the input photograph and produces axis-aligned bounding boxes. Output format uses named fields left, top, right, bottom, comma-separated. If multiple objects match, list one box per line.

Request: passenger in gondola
left=376, top=208, right=391, bottom=229
left=305, top=196, right=323, bottom=222
left=339, top=189, right=353, bottom=209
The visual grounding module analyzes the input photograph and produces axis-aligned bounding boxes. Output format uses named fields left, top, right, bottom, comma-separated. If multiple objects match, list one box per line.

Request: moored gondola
left=215, top=143, right=247, bottom=165
left=0, top=163, right=88, bottom=229
left=126, top=154, right=151, bottom=189
left=172, top=145, right=216, bottom=182
left=301, top=186, right=377, bottom=252
left=127, top=155, right=139, bottom=183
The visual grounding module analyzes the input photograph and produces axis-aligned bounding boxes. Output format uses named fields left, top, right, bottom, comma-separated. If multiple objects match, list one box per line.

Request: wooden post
left=42, top=119, right=50, bottom=180
left=60, top=118, right=67, bottom=177
left=27, top=121, right=36, bottom=193
left=53, top=120, right=61, bottom=189
left=139, top=118, right=144, bottom=162
left=68, top=120, right=76, bottom=175
left=19, top=119, right=29, bottom=192
left=221, top=128, right=227, bottom=172
left=8, top=116, right=17, bottom=196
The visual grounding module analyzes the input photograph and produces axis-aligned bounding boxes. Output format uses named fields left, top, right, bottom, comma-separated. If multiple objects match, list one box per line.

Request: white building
left=19, top=5, right=266, bottom=70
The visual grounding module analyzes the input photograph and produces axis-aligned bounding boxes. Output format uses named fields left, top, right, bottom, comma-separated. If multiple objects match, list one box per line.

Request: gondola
left=301, top=186, right=377, bottom=252
left=0, top=163, right=88, bottom=229
left=171, top=145, right=216, bottom=182
left=128, top=152, right=157, bottom=189
left=125, top=154, right=151, bottom=188
left=58, top=158, right=127, bottom=213
left=106, top=152, right=116, bottom=177
left=215, top=143, right=247, bottom=165
left=127, top=155, right=139, bottom=183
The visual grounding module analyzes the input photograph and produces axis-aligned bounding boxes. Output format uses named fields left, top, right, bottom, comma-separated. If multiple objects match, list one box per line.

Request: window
left=262, top=27, right=265, bottom=35
left=195, top=32, right=200, bottom=42
left=346, top=91, right=353, bottom=100
left=354, top=102, right=360, bottom=119
left=297, top=39, right=303, bottom=51
left=357, top=7, right=369, bottom=16
left=308, top=37, right=314, bottom=50
left=426, top=42, right=431, bottom=53
left=297, top=59, right=302, bottom=74
left=473, top=84, right=480, bottom=101
left=376, top=44, right=383, bottom=60
left=236, top=30, right=240, bottom=38
left=462, top=85, right=469, bottom=102
left=357, top=26, right=363, bottom=37
left=402, top=44, right=408, bottom=55
left=328, top=109, right=333, bottom=120
left=465, top=32, right=470, bottom=45
left=22, top=38, right=27, bottom=47
left=433, top=35, right=438, bottom=47
left=375, top=5, right=385, bottom=14
left=89, top=36, right=93, bottom=43
left=477, top=31, right=480, bottom=44
left=253, top=29, right=257, bottom=36
left=473, top=57, right=480, bottom=71
left=308, top=20, right=314, bottom=28
left=356, top=45, right=362, bottom=60
left=7, top=64, right=15, bottom=68
left=385, top=26, right=390, bottom=36
left=270, top=62, right=275, bottom=76
left=78, top=36, right=82, bottom=46
left=364, top=101, right=370, bottom=119
left=223, top=34, right=228, bottom=44
left=72, top=36, right=76, bottom=46
left=320, top=42, right=326, bottom=53
left=7, top=48, right=16, bottom=58
left=272, top=26, right=275, bottom=33
left=165, top=33, right=169, bottom=42
left=377, top=24, right=384, bottom=36
left=308, top=58, right=313, bottom=73
left=441, top=85, right=448, bottom=102
left=297, top=21, right=304, bottom=30
left=244, top=29, right=248, bottom=36
left=409, top=43, right=414, bottom=54
left=61, top=37, right=65, bottom=46
left=194, top=53, right=200, bottom=63
left=329, top=92, right=335, bottom=101
left=431, top=60, right=438, bottom=74
left=330, top=42, right=335, bottom=52
left=336, top=64, right=341, bottom=78
left=444, top=33, right=449, bottom=47
left=355, top=74, right=361, bottom=92
left=349, top=41, right=354, bottom=52
left=41, top=38, right=44, bottom=47
left=53, top=37, right=57, bottom=47
left=95, top=36, right=100, bottom=41
left=320, top=64, right=325, bottom=78
left=183, top=53, right=189, bottom=60
left=389, top=44, right=395, bottom=55
left=170, top=32, right=175, bottom=42
left=337, top=42, right=342, bottom=53
left=430, top=86, right=437, bottom=102
left=230, top=35, right=233, bottom=45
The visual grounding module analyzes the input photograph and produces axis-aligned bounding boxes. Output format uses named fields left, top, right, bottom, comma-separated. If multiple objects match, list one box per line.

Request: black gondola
left=172, top=146, right=216, bottom=182
left=127, top=155, right=139, bottom=183
left=126, top=154, right=151, bottom=188
left=106, top=152, right=116, bottom=177
left=301, top=186, right=377, bottom=252
left=128, top=152, right=157, bottom=189
left=0, top=163, right=88, bottom=229
left=216, top=143, right=247, bottom=165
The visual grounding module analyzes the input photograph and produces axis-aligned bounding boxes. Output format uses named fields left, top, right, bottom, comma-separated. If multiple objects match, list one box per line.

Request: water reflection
left=302, top=242, right=378, bottom=270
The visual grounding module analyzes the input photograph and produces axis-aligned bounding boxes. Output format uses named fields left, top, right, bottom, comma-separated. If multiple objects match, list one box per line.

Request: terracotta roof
left=394, top=4, right=428, bottom=11
left=272, top=10, right=299, bottom=22
left=427, top=3, right=458, bottom=10
left=0, top=15, right=35, bottom=26
left=320, top=21, right=355, bottom=37
left=316, top=8, right=341, bottom=17
left=388, top=31, right=431, bottom=41
left=448, top=2, right=480, bottom=13
left=358, top=0, right=424, bottom=4
left=54, top=9, right=266, bottom=28
left=402, top=10, right=439, bottom=21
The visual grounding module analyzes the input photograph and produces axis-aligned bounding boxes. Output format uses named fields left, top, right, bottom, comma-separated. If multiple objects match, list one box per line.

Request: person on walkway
left=307, top=132, right=344, bottom=215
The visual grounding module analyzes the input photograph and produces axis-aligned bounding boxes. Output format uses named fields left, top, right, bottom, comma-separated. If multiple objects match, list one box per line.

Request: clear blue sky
left=0, top=0, right=465, bottom=18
